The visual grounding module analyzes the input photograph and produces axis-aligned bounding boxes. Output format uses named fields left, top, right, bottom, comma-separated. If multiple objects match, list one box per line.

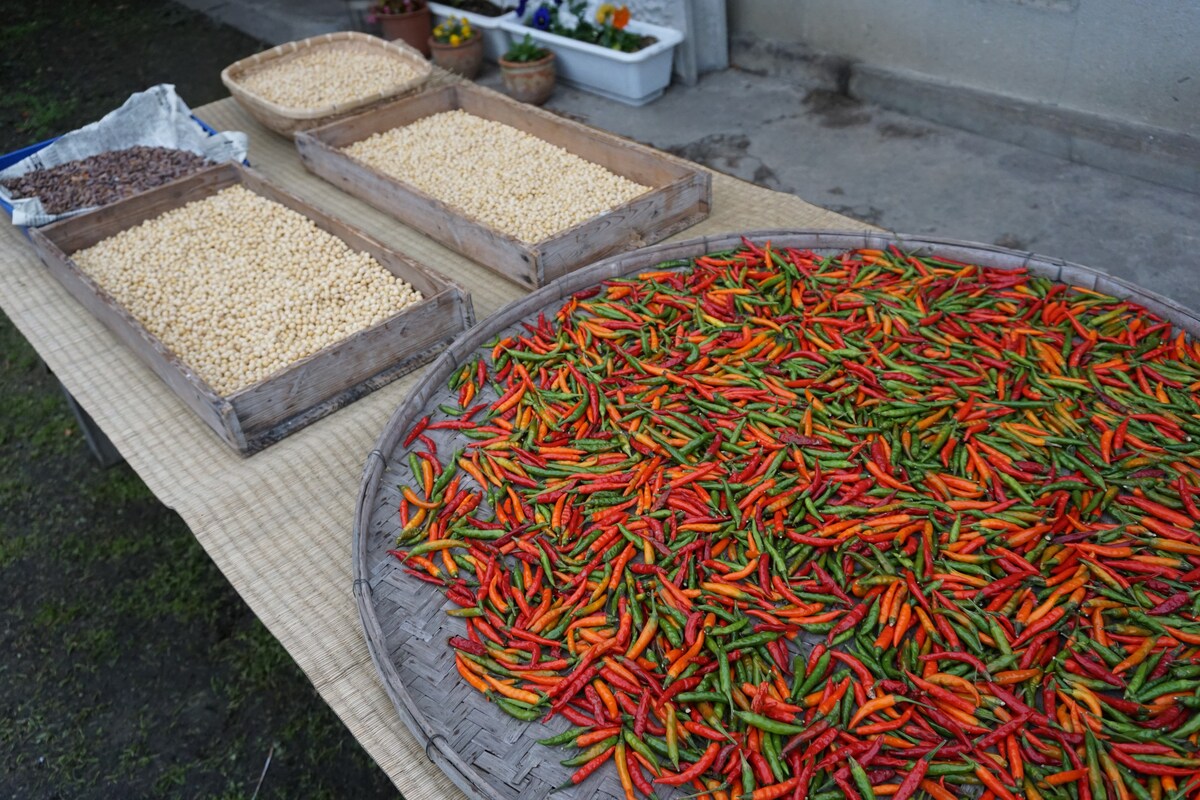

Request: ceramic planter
left=377, top=6, right=433, bottom=56
left=427, top=2, right=516, bottom=62
left=497, top=18, right=683, bottom=106
left=430, top=33, right=485, bottom=79
left=498, top=51, right=556, bottom=105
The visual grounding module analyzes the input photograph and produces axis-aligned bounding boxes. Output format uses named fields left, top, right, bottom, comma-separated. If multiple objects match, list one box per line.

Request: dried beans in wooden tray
left=29, top=162, right=473, bottom=455
left=297, top=83, right=710, bottom=289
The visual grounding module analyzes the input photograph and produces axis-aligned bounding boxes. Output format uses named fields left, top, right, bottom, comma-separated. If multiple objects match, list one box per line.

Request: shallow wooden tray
left=28, top=161, right=474, bottom=455
left=353, top=230, right=1200, bottom=800
left=295, top=83, right=711, bottom=289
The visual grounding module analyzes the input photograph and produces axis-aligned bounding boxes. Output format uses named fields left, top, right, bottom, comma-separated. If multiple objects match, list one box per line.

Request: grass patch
left=1, top=311, right=399, bottom=799
left=1, top=2, right=399, bottom=795
left=2, top=190, right=394, bottom=800
left=0, top=88, right=80, bottom=140
left=0, top=528, right=29, bottom=566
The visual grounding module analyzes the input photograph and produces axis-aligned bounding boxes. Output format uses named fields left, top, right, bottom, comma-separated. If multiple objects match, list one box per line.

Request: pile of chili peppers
left=392, top=242, right=1200, bottom=800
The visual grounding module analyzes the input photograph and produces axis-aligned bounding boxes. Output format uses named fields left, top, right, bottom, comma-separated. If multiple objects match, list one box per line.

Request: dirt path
left=1, top=2, right=397, bottom=797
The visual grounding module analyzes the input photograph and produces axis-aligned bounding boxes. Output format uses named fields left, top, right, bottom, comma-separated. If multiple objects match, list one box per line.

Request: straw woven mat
left=0, top=73, right=874, bottom=797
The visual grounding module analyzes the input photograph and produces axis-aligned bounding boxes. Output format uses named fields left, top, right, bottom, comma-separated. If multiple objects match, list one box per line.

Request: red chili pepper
left=1148, top=593, right=1190, bottom=616
left=632, top=693, right=650, bottom=738
left=559, top=705, right=595, bottom=727
left=403, top=414, right=431, bottom=447
left=448, top=636, right=487, bottom=657
left=856, top=706, right=914, bottom=735
left=625, top=747, right=656, bottom=797
left=921, top=705, right=974, bottom=745
left=798, top=727, right=840, bottom=764
left=583, top=684, right=607, bottom=723
left=749, top=752, right=775, bottom=786
left=567, top=744, right=615, bottom=786
left=655, top=741, right=720, bottom=786
left=892, top=755, right=931, bottom=800
left=830, top=651, right=875, bottom=686
left=906, top=671, right=975, bottom=715
left=543, top=664, right=599, bottom=721
left=1109, top=747, right=1197, bottom=777
left=1011, top=603, right=1070, bottom=647
left=828, top=601, right=871, bottom=641
left=682, top=718, right=726, bottom=741
left=781, top=718, right=830, bottom=756
left=657, top=675, right=704, bottom=707
left=831, top=767, right=863, bottom=800
left=1123, top=494, right=1196, bottom=529
left=973, top=712, right=1031, bottom=751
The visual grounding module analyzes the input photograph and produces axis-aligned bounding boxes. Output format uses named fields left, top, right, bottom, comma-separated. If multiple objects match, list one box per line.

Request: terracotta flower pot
left=430, top=33, right=484, bottom=79
left=377, top=6, right=433, bottom=56
left=498, top=51, right=556, bottom=106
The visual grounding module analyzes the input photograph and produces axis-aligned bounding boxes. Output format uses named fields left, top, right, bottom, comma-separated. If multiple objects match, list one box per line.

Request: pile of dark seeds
left=2, top=146, right=214, bottom=214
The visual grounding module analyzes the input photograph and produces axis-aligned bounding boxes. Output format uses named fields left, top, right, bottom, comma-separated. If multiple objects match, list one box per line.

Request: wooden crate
left=295, top=83, right=711, bottom=289
left=27, top=162, right=474, bottom=455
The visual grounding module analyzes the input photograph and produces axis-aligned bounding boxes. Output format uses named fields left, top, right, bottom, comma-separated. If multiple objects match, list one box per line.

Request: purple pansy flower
left=532, top=5, right=552, bottom=29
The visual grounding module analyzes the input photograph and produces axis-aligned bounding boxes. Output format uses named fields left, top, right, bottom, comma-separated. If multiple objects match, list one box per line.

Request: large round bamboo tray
left=352, top=230, right=1200, bottom=800
left=221, top=31, right=432, bottom=138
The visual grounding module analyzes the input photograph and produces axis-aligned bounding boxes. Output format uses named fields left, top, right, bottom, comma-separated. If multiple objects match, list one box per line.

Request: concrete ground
left=184, top=0, right=1200, bottom=311
left=509, top=67, right=1200, bottom=312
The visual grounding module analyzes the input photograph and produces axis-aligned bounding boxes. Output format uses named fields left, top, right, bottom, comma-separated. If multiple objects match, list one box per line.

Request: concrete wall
left=729, top=0, right=1200, bottom=137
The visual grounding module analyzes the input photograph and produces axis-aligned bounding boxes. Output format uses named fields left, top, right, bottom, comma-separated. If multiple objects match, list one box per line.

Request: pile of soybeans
left=71, top=185, right=423, bottom=396
left=342, top=110, right=648, bottom=244
left=238, top=45, right=424, bottom=110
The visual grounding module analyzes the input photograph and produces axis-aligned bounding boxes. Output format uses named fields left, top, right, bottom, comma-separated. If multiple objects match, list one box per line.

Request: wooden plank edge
left=536, top=171, right=710, bottom=286
left=296, top=84, right=715, bottom=289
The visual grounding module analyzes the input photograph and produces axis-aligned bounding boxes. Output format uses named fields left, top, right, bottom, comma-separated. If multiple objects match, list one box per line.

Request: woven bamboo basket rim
left=353, top=230, right=1200, bottom=800
left=220, top=31, right=432, bottom=126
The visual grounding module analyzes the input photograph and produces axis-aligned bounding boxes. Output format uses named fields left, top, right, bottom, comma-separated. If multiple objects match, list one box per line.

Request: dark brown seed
left=2, top=146, right=213, bottom=214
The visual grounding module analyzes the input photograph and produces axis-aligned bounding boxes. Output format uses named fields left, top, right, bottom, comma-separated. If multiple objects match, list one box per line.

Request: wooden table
left=0, top=93, right=869, bottom=798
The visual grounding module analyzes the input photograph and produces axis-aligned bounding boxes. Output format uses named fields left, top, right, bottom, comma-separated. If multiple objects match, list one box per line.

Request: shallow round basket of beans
left=354, top=231, right=1200, bottom=800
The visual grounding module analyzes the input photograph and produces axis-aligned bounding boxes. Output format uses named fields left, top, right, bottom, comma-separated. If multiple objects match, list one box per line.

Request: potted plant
left=427, top=0, right=518, bottom=62
left=499, top=1, right=682, bottom=105
left=370, top=0, right=433, bottom=56
left=429, top=16, right=484, bottom=79
left=498, top=33, right=555, bottom=106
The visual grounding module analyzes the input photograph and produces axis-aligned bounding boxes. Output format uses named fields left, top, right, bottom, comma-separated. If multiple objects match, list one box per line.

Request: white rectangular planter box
left=497, top=18, right=683, bottom=106
left=427, top=3, right=516, bottom=63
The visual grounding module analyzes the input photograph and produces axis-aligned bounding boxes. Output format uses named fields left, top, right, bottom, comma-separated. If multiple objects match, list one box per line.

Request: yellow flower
left=450, top=33, right=461, bottom=46
left=596, top=2, right=616, bottom=23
